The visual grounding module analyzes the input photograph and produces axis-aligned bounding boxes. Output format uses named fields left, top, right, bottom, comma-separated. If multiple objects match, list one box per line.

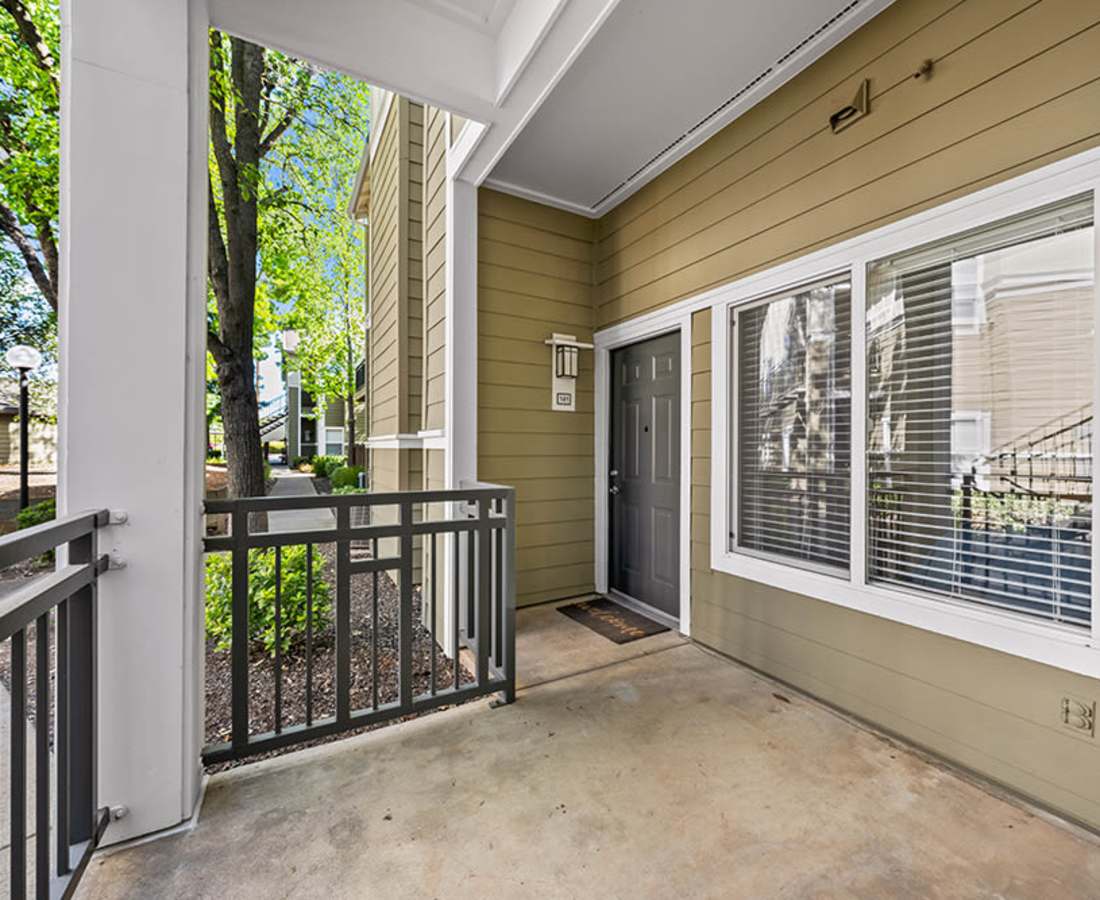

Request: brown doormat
left=557, top=597, right=669, bottom=644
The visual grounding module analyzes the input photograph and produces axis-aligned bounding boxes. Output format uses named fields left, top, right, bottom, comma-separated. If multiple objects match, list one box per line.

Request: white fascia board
left=368, top=88, right=394, bottom=162
left=494, top=0, right=569, bottom=108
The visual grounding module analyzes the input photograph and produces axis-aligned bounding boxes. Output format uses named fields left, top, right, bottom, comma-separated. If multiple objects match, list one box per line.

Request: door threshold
left=607, top=589, right=680, bottom=631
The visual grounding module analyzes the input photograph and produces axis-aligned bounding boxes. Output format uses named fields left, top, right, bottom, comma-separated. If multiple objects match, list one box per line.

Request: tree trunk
left=346, top=391, right=356, bottom=465
left=218, top=351, right=266, bottom=497
left=345, top=326, right=357, bottom=464
left=208, top=34, right=268, bottom=499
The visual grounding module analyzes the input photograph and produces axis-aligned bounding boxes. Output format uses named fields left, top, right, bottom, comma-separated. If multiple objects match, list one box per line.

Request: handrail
left=204, top=484, right=510, bottom=513
left=1, top=506, right=112, bottom=899
left=0, top=509, right=107, bottom=570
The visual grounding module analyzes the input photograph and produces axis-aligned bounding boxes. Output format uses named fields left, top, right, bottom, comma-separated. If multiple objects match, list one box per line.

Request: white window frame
left=324, top=426, right=345, bottom=457
left=709, top=147, right=1100, bottom=679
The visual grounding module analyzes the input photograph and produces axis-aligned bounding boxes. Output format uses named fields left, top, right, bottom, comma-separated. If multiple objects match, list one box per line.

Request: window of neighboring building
left=325, top=427, right=344, bottom=457
left=733, top=275, right=852, bottom=572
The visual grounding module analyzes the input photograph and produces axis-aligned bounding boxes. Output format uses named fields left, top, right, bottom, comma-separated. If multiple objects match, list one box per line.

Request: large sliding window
left=866, top=195, right=1094, bottom=627
left=720, top=181, right=1098, bottom=652
left=734, top=276, right=851, bottom=571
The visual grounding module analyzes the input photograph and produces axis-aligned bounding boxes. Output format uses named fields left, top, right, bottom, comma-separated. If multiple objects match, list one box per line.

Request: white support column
left=442, top=173, right=479, bottom=647
left=60, top=0, right=207, bottom=842
left=444, top=174, right=479, bottom=490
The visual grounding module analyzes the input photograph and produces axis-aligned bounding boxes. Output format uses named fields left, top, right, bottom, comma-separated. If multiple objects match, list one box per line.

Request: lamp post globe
left=6, top=343, right=42, bottom=511
left=5, top=344, right=42, bottom=372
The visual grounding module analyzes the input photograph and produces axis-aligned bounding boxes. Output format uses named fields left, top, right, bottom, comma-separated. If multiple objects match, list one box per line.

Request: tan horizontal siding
left=597, top=0, right=1100, bottom=326
left=406, top=101, right=424, bottom=435
left=423, top=104, right=447, bottom=431
left=369, top=100, right=402, bottom=436
left=592, top=0, right=1100, bottom=831
left=478, top=187, right=597, bottom=607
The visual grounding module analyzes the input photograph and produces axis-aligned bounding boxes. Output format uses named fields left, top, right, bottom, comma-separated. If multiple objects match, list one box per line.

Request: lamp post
left=6, top=344, right=42, bottom=510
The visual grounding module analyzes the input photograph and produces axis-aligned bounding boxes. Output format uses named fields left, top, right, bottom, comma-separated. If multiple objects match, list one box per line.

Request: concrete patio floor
left=79, top=598, right=1100, bottom=899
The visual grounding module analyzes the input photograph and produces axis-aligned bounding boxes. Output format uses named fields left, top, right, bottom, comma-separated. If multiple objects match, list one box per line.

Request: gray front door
left=609, top=332, right=680, bottom=618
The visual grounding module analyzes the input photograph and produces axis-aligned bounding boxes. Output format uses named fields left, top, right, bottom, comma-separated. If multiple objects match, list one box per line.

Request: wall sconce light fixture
left=545, top=332, right=593, bottom=412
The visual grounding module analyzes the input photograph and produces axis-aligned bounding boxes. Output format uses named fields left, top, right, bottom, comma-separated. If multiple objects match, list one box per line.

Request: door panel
left=609, top=332, right=681, bottom=618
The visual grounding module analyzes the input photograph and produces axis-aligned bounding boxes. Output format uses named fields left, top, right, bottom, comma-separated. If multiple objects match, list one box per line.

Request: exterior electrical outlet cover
left=1061, top=696, right=1096, bottom=737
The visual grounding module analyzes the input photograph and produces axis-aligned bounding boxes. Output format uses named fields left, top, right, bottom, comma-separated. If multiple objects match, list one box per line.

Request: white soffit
left=486, top=0, right=895, bottom=218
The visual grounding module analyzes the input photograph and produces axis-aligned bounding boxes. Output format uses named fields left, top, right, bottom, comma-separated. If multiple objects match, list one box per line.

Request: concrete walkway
left=0, top=670, right=37, bottom=891
left=266, top=467, right=334, bottom=534
left=79, top=599, right=1100, bottom=899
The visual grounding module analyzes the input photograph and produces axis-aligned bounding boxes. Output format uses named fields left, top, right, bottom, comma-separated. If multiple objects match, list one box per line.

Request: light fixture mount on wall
left=830, top=79, right=870, bottom=133
left=544, top=333, right=593, bottom=412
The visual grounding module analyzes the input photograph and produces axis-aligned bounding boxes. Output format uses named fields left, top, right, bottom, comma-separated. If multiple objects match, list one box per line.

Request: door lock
left=609, top=484, right=620, bottom=495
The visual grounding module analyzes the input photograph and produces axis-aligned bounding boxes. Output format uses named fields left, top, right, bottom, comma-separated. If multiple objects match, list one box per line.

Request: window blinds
left=866, top=194, right=1094, bottom=627
left=735, top=276, right=852, bottom=571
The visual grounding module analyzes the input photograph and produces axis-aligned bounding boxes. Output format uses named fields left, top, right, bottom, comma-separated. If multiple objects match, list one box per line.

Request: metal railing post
left=335, top=505, right=351, bottom=726
left=67, top=527, right=98, bottom=849
left=230, top=509, right=250, bottom=756
left=475, top=497, right=491, bottom=688
left=399, top=499, right=414, bottom=708
left=501, top=488, right=517, bottom=705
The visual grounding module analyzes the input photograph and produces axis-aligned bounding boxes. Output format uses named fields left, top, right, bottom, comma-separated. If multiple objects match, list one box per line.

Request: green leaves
left=205, top=545, right=333, bottom=657
left=207, top=31, right=369, bottom=431
left=0, top=0, right=60, bottom=309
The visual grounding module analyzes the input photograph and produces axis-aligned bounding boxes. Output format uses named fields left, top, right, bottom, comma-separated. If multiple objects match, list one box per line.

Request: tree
left=0, top=0, right=60, bottom=311
left=207, top=32, right=369, bottom=496
left=269, top=70, right=369, bottom=463
left=206, top=32, right=320, bottom=498
left=0, top=243, right=55, bottom=417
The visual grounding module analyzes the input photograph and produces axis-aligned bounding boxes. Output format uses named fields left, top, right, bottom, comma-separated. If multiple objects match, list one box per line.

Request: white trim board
left=365, top=433, right=426, bottom=449
left=594, top=312, right=693, bottom=636
left=703, top=146, right=1100, bottom=679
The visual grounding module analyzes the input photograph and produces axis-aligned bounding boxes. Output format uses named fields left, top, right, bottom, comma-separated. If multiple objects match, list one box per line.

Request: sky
left=258, top=343, right=283, bottom=404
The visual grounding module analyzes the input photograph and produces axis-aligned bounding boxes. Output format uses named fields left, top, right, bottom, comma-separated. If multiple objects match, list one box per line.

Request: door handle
left=609, top=484, right=620, bottom=495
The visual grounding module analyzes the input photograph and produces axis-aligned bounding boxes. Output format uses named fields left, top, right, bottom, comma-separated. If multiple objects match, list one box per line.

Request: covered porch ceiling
left=208, top=0, right=893, bottom=218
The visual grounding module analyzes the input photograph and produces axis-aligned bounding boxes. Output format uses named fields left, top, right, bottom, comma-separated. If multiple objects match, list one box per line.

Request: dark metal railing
left=1, top=510, right=111, bottom=900
left=201, top=483, right=516, bottom=765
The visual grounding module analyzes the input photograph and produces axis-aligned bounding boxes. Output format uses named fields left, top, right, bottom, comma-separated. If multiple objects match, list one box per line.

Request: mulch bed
left=204, top=540, right=476, bottom=772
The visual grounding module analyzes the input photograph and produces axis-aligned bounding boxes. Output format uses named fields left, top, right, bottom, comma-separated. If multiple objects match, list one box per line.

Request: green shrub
left=332, top=485, right=366, bottom=495
left=330, top=465, right=363, bottom=489
left=290, top=455, right=308, bottom=469
left=311, top=455, right=345, bottom=478
left=205, top=544, right=332, bottom=657
left=16, top=498, right=56, bottom=530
